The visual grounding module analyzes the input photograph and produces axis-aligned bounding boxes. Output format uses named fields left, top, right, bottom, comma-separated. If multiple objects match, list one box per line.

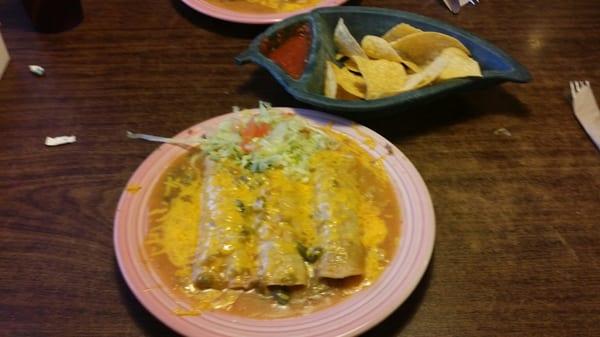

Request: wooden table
left=1, top=0, right=599, bottom=336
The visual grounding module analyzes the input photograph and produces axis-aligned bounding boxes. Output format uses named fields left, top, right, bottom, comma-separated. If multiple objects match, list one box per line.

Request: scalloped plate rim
left=114, top=107, right=436, bottom=337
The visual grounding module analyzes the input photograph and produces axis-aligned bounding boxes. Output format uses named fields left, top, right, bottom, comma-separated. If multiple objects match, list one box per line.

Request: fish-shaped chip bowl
left=235, top=6, right=531, bottom=114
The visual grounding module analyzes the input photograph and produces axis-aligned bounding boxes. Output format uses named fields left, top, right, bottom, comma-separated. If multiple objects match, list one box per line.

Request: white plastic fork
left=570, top=80, right=600, bottom=150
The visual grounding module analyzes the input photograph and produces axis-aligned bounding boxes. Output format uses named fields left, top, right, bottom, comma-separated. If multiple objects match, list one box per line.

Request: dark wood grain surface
left=1, top=0, right=599, bottom=336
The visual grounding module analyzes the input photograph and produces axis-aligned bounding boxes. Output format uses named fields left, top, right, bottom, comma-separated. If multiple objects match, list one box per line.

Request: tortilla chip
left=331, top=62, right=366, bottom=99
left=337, top=85, right=363, bottom=100
left=401, top=53, right=449, bottom=91
left=361, top=35, right=402, bottom=62
left=324, top=61, right=338, bottom=98
left=335, top=53, right=360, bottom=72
left=390, top=31, right=469, bottom=65
left=324, top=20, right=482, bottom=100
left=437, top=47, right=482, bottom=80
left=343, top=58, right=360, bottom=73
left=353, top=56, right=407, bottom=99
left=334, top=18, right=367, bottom=58
left=401, top=59, right=422, bottom=74
left=382, top=23, right=422, bottom=42
left=360, top=35, right=421, bottom=73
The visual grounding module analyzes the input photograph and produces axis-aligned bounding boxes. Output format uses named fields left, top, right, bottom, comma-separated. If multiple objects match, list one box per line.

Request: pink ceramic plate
left=181, top=0, right=347, bottom=24
left=114, top=108, right=435, bottom=337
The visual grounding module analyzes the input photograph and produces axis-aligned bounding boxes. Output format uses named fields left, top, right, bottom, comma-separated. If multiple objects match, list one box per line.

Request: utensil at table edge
left=570, top=80, right=600, bottom=150
left=442, top=0, right=461, bottom=14
left=443, top=0, right=479, bottom=14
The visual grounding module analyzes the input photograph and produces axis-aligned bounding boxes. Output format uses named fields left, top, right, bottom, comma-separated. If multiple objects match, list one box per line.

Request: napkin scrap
left=45, top=135, right=77, bottom=146
left=494, top=128, right=512, bottom=137
left=29, top=65, right=45, bottom=76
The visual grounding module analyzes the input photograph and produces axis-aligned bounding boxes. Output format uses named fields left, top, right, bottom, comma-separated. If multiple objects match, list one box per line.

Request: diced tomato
left=240, top=118, right=271, bottom=152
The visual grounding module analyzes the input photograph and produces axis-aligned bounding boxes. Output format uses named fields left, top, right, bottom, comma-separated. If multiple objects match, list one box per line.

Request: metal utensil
left=443, top=0, right=479, bottom=14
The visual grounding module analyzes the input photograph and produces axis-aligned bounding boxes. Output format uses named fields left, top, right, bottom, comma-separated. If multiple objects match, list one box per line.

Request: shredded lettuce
left=128, top=102, right=337, bottom=179
left=201, top=102, right=337, bottom=178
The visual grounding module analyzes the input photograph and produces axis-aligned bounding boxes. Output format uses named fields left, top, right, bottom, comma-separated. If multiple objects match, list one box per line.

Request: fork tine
left=575, top=81, right=581, bottom=91
left=570, top=81, right=575, bottom=95
left=584, top=80, right=590, bottom=88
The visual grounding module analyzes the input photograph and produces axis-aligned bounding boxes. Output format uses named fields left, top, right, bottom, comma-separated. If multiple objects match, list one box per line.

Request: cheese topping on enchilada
left=144, top=103, right=400, bottom=318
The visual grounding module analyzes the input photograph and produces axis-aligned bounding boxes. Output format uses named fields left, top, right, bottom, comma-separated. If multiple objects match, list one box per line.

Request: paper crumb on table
left=29, top=65, right=45, bottom=76
left=45, top=135, right=76, bottom=146
left=493, top=128, right=512, bottom=137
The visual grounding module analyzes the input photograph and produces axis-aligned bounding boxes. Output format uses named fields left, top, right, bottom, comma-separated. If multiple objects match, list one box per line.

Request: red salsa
left=261, top=23, right=312, bottom=80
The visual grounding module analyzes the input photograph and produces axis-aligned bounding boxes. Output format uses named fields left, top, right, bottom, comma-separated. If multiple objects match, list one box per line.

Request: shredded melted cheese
left=144, top=116, right=398, bottom=316
left=264, top=169, right=316, bottom=247
left=145, top=161, right=201, bottom=279
left=245, top=0, right=319, bottom=11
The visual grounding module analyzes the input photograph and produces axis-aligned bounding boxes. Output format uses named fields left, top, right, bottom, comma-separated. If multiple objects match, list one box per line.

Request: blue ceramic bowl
left=235, top=6, right=531, bottom=113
